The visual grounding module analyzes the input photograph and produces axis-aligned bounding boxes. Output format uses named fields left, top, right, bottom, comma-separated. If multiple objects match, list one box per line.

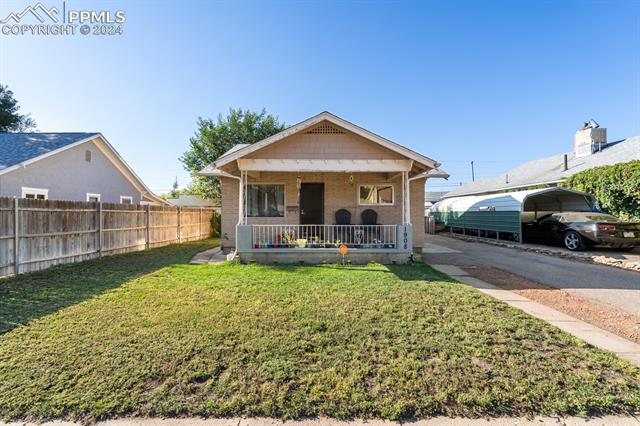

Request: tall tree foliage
left=0, top=84, right=37, bottom=132
left=564, top=160, right=640, bottom=221
left=180, top=108, right=285, bottom=199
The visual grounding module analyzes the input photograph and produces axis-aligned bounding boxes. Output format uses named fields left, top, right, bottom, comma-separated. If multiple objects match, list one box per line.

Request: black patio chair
left=335, top=209, right=351, bottom=225
left=360, top=209, right=380, bottom=245
left=334, top=209, right=352, bottom=245
left=361, top=209, right=378, bottom=225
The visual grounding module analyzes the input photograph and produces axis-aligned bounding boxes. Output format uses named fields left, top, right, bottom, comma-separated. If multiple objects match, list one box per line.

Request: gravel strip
left=464, top=266, right=640, bottom=344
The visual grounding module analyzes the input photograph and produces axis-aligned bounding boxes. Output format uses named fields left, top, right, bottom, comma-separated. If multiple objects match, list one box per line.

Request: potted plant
left=296, top=238, right=307, bottom=248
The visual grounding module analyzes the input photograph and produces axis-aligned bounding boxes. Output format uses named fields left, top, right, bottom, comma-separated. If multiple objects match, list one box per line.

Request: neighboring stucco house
left=199, top=111, right=448, bottom=263
left=0, top=132, right=166, bottom=205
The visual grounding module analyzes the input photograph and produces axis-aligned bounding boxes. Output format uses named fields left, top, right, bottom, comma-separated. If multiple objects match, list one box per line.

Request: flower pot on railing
left=296, top=239, right=307, bottom=248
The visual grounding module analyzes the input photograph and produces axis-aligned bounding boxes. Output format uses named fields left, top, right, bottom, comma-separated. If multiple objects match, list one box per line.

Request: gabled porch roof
left=198, top=111, right=448, bottom=178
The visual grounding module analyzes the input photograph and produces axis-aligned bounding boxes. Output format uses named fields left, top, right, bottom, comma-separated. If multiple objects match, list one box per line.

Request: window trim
left=86, top=193, right=101, bottom=202
left=246, top=182, right=286, bottom=218
left=358, top=184, right=395, bottom=206
left=120, top=196, right=134, bottom=204
left=21, top=187, right=49, bottom=200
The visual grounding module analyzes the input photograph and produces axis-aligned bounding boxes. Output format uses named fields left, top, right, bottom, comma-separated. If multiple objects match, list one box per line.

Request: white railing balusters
left=250, top=224, right=397, bottom=249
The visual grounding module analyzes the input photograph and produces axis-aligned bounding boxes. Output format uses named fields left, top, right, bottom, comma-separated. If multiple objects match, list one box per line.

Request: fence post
left=145, top=204, right=150, bottom=249
left=13, top=198, right=19, bottom=276
left=98, top=202, right=103, bottom=257
left=199, top=208, right=203, bottom=239
left=177, top=207, right=181, bottom=243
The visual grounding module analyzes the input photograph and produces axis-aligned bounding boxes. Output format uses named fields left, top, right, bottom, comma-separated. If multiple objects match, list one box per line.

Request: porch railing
left=251, top=224, right=397, bottom=249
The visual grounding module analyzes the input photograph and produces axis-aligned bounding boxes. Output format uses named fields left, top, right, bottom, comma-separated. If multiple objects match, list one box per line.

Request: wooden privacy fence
left=0, top=197, right=217, bottom=277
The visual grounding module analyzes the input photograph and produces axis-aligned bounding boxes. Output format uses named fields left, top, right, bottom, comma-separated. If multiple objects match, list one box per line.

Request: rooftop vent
left=306, top=123, right=345, bottom=134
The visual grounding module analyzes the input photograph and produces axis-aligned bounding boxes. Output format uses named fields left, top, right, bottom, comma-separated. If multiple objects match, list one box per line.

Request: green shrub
left=563, top=160, right=640, bottom=221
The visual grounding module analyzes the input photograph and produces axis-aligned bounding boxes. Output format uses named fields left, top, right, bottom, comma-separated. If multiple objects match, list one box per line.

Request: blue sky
left=1, top=0, right=638, bottom=194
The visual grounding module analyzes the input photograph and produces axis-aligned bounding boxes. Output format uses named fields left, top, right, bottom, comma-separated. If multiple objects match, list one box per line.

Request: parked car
left=523, top=212, right=640, bottom=251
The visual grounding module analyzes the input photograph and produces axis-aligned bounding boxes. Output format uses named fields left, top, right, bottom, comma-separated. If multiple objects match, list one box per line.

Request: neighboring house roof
left=445, top=136, right=640, bottom=198
left=0, top=132, right=98, bottom=170
left=204, top=111, right=446, bottom=174
left=166, top=194, right=220, bottom=207
left=425, top=191, right=449, bottom=203
left=0, top=132, right=168, bottom=205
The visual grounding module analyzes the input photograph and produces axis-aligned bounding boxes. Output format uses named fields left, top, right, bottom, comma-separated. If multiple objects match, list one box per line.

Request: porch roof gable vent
left=306, top=123, right=345, bottom=134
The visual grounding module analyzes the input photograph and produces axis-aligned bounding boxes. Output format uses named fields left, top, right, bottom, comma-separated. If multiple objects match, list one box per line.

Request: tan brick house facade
left=200, top=112, right=447, bottom=263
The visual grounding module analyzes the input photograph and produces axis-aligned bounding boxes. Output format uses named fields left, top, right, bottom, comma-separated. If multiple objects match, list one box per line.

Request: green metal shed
left=431, top=187, right=595, bottom=241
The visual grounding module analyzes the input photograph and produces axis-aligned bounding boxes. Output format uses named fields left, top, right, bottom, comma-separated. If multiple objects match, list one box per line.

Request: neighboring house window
left=21, top=187, right=48, bottom=200
left=85, top=150, right=92, bottom=162
left=86, top=193, right=101, bottom=202
left=120, top=196, right=134, bottom=205
left=247, top=184, right=284, bottom=217
left=359, top=185, right=394, bottom=206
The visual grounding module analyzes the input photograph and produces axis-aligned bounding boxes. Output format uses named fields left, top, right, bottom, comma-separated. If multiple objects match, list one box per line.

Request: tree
left=0, top=84, right=37, bottom=132
left=161, top=177, right=183, bottom=200
left=180, top=108, right=285, bottom=199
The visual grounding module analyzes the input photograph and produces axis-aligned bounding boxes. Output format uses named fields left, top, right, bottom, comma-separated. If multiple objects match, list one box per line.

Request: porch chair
left=361, top=209, right=378, bottom=225
left=360, top=209, right=380, bottom=246
left=334, top=209, right=352, bottom=245
left=335, top=209, right=351, bottom=225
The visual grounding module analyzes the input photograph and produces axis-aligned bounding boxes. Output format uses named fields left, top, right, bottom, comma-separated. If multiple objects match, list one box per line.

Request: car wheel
left=563, top=230, right=585, bottom=251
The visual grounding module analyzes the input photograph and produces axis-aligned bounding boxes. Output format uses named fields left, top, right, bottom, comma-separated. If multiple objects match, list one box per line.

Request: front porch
left=235, top=223, right=414, bottom=264
left=198, top=112, right=450, bottom=263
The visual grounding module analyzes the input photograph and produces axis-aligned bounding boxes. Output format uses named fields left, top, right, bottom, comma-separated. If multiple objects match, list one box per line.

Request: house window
left=120, top=196, right=134, bottom=205
left=85, top=150, right=92, bottom=162
left=359, top=185, right=394, bottom=206
left=21, top=187, right=48, bottom=200
left=86, top=193, right=101, bottom=202
left=247, top=184, right=284, bottom=217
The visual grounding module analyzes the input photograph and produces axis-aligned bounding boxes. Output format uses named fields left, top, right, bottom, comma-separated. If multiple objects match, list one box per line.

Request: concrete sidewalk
left=190, top=247, right=227, bottom=264
left=5, top=416, right=640, bottom=426
left=431, top=264, right=640, bottom=367
left=423, top=235, right=640, bottom=315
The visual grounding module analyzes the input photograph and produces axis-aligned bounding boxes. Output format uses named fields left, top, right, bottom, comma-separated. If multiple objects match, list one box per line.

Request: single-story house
left=0, top=132, right=166, bottom=205
left=199, top=111, right=448, bottom=264
left=445, top=123, right=639, bottom=198
left=166, top=194, right=220, bottom=209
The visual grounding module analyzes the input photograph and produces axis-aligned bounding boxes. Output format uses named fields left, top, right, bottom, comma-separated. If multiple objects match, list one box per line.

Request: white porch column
left=238, top=170, right=246, bottom=225
left=402, top=171, right=411, bottom=225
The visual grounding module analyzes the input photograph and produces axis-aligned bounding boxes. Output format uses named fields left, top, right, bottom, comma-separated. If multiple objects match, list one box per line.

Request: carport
left=431, top=187, right=595, bottom=241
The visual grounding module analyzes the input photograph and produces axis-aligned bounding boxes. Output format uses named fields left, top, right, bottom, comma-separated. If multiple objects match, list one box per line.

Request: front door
left=299, top=183, right=324, bottom=225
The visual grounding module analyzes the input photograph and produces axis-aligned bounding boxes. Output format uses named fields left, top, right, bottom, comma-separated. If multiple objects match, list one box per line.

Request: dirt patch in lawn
left=464, top=266, right=640, bottom=344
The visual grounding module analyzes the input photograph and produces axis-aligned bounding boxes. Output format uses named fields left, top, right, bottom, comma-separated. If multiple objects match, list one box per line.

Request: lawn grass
left=0, top=241, right=639, bottom=422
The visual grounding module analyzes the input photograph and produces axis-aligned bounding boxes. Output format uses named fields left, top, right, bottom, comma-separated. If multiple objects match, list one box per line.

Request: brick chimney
left=574, top=119, right=606, bottom=158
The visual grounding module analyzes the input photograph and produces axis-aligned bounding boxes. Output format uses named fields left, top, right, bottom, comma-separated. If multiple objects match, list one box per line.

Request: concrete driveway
left=423, top=235, right=640, bottom=315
